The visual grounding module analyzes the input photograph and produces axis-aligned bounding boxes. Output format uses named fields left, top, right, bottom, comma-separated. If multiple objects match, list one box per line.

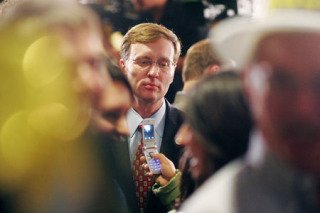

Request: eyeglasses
left=130, top=58, right=175, bottom=72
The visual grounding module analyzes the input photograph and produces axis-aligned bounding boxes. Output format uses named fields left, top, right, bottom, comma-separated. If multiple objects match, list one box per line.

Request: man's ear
left=119, top=58, right=127, bottom=76
left=205, top=64, right=220, bottom=75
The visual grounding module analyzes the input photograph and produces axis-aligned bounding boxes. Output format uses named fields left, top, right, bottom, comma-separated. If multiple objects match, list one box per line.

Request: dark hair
left=187, top=71, right=252, bottom=170
left=176, top=71, right=252, bottom=206
left=104, top=56, right=133, bottom=98
left=177, top=71, right=252, bottom=206
left=186, top=71, right=252, bottom=169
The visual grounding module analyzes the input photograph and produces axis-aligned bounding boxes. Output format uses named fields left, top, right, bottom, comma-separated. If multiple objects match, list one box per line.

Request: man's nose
left=147, top=63, right=160, bottom=77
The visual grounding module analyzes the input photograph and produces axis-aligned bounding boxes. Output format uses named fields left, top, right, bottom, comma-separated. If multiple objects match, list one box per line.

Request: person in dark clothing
left=120, top=23, right=184, bottom=213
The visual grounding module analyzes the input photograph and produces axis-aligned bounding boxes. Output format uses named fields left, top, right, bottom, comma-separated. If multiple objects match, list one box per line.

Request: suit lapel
left=160, top=100, right=183, bottom=166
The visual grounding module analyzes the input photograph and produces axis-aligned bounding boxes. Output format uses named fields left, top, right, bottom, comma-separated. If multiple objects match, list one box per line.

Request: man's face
left=246, top=33, right=320, bottom=175
left=93, top=81, right=132, bottom=137
left=121, top=37, right=175, bottom=105
left=61, top=29, right=109, bottom=106
left=62, top=30, right=132, bottom=137
left=131, top=0, right=167, bottom=11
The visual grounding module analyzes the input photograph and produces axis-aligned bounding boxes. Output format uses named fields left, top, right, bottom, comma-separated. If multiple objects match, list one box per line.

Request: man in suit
left=120, top=23, right=183, bottom=213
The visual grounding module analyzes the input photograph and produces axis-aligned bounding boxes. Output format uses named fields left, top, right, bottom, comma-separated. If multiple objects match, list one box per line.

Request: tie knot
left=137, top=143, right=143, bottom=150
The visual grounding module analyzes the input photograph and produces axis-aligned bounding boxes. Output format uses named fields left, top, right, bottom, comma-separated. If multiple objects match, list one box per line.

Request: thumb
left=155, top=175, right=169, bottom=186
left=151, top=153, right=166, bottom=162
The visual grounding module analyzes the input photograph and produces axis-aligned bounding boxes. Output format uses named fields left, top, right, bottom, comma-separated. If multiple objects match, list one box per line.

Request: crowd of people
left=0, top=0, right=320, bottom=213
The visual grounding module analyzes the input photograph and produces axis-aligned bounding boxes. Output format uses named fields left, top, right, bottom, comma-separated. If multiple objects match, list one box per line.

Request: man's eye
left=85, top=56, right=104, bottom=72
left=138, top=59, right=152, bottom=66
left=270, top=70, right=296, bottom=90
left=158, top=60, right=170, bottom=68
left=102, top=112, right=120, bottom=123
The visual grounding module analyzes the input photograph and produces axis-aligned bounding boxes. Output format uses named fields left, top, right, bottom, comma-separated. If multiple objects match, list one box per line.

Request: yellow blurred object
left=0, top=0, right=112, bottom=212
left=22, top=36, right=90, bottom=141
left=0, top=111, right=40, bottom=185
left=269, top=0, right=320, bottom=10
left=110, top=31, right=124, bottom=51
left=28, top=102, right=89, bottom=141
left=0, top=26, right=91, bottom=190
left=23, top=36, right=65, bottom=87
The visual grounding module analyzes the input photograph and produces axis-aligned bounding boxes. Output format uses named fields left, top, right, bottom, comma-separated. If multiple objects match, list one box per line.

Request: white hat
left=210, top=9, right=320, bottom=69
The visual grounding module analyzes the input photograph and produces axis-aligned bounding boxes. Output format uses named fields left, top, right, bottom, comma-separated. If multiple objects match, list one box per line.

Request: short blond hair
left=183, top=39, right=222, bottom=81
left=120, top=23, right=181, bottom=63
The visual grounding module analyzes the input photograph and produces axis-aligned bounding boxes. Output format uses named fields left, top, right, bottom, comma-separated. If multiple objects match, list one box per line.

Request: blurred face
left=53, top=29, right=111, bottom=138
left=131, top=0, right=167, bottom=11
left=175, top=123, right=212, bottom=181
left=245, top=33, right=320, bottom=175
left=60, top=29, right=109, bottom=107
left=93, top=81, right=131, bottom=137
left=64, top=29, right=131, bottom=137
left=121, top=37, right=175, bottom=106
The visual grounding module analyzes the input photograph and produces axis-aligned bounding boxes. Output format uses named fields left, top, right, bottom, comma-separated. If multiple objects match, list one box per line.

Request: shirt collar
left=126, top=101, right=166, bottom=138
left=127, top=108, right=143, bottom=139
left=150, top=101, right=166, bottom=138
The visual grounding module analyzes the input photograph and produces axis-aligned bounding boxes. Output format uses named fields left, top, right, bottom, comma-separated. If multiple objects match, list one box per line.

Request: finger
left=146, top=171, right=154, bottom=177
left=142, top=163, right=149, bottom=170
left=139, top=155, right=146, bottom=162
left=150, top=152, right=162, bottom=159
left=155, top=175, right=168, bottom=186
left=151, top=153, right=170, bottom=164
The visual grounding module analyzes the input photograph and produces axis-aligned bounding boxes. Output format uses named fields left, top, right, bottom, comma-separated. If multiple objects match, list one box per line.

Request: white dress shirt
left=127, top=102, right=166, bottom=163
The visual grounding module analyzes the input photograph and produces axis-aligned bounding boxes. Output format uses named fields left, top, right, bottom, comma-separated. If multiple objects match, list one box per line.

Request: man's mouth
left=144, top=83, right=158, bottom=90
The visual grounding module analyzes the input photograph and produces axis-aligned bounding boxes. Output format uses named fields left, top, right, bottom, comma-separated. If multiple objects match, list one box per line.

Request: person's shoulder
left=166, top=99, right=183, bottom=114
left=165, top=100, right=184, bottom=121
left=179, top=160, right=243, bottom=213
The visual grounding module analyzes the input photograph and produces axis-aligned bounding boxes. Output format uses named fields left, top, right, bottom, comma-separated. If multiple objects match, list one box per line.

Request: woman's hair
left=177, top=71, right=252, bottom=206
left=187, top=71, right=252, bottom=170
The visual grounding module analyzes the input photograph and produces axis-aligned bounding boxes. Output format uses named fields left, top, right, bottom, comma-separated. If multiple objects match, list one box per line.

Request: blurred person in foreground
left=90, top=57, right=139, bottom=213
left=92, top=56, right=133, bottom=137
left=0, top=0, right=129, bottom=212
left=120, top=23, right=184, bottom=213
left=181, top=9, right=320, bottom=213
left=150, top=71, right=252, bottom=211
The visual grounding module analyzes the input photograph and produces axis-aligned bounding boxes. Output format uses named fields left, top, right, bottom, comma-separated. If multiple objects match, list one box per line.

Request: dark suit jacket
left=98, top=100, right=183, bottom=213
left=96, top=133, right=139, bottom=213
